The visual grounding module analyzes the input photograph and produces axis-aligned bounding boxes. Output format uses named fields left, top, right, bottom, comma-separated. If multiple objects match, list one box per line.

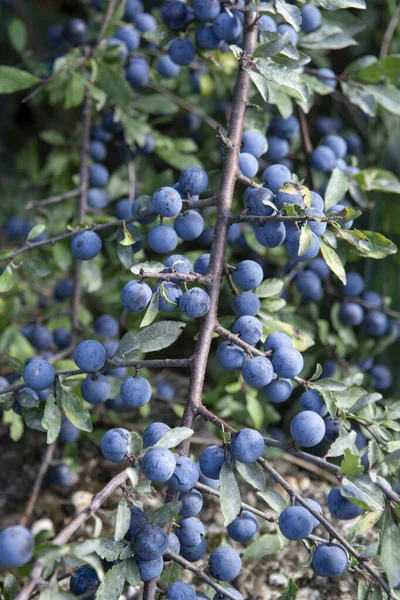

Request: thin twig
left=25, top=188, right=81, bottom=210
left=380, top=1, right=400, bottom=57
left=139, top=271, right=210, bottom=285
left=19, top=442, right=57, bottom=527
left=297, top=106, right=315, bottom=190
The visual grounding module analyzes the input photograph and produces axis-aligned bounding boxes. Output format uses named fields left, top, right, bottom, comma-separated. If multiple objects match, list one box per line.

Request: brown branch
left=195, top=482, right=275, bottom=522
left=19, top=442, right=57, bottom=527
left=25, top=188, right=81, bottom=210
left=229, top=213, right=345, bottom=224
left=215, top=323, right=270, bottom=357
left=139, top=271, right=210, bottom=285
left=15, top=469, right=130, bottom=600
left=380, top=2, right=400, bottom=58
left=297, top=106, right=315, bottom=190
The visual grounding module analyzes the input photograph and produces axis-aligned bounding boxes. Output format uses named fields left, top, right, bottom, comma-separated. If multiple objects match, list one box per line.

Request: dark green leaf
left=116, top=321, right=186, bottom=358
left=277, top=578, right=299, bottom=600
left=148, top=501, right=183, bottom=527
left=140, top=288, right=159, bottom=327
left=243, top=534, right=283, bottom=561
left=115, top=498, right=131, bottom=542
left=324, top=168, right=349, bottom=211
left=319, top=238, right=347, bottom=284
left=3, top=574, right=18, bottom=600
left=60, top=388, right=92, bottom=432
left=0, top=268, right=15, bottom=293
left=95, top=561, right=126, bottom=600
left=236, top=461, right=266, bottom=490
left=8, top=19, right=27, bottom=54
left=0, top=66, right=40, bottom=94
left=125, top=558, right=140, bottom=586
left=380, top=511, right=400, bottom=590
left=97, top=63, right=132, bottom=106
left=255, top=278, right=284, bottom=298
left=220, top=461, right=241, bottom=526
left=42, top=394, right=61, bottom=444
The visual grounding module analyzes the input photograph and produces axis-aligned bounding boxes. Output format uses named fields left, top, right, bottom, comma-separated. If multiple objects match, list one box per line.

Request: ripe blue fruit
left=143, top=422, right=171, bottom=448
left=174, top=210, right=204, bottom=240
left=168, top=532, right=181, bottom=554
left=242, top=356, right=274, bottom=388
left=70, top=567, right=100, bottom=596
left=120, top=375, right=151, bottom=408
left=126, top=58, right=149, bottom=87
left=161, top=0, right=188, bottom=30
left=295, top=498, right=323, bottom=528
left=345, top=133, right=363, bottom=155
left=166, top=582, right=196, bottom=600
left=199, top=445, right=227, bottom=479
left=168, top=37, right=196, bottom=65
left=124, top=0, right=144, bottom=20
left=157, top=55, right=181, bottom=78
left=179, top=167, right=208, bottom=195
left=287, top=230, right=320, bottom=262
left=54, top=278, right=74, bottom=302
left=316, top=67, right=337, bottom=88
left=259, top=14, right=277, bottom=32
left=74, top=339, right=106, bottom=372
left=155, top=379, right=174, bottom=400
left=100, top=428, right=129, bottom=462
left=134, top=525, right=169, bottom=560
left=88, top=188, right=108, bottom=209
left=321, top=359, right=337, bottom=378
left=231, top=291, right=260, bottom=317
left=312, top=543, right=348, bottom=577
left=311, top=146, right=336, bottom=172
left=255, top=221, right=286, bottom=248
left=23, top=358, right=55, bottom=391
left=89, top=163, right=109, bottom=187
left=295, top=271, right=323, bottom=302
left=94, top=315, right=119, bottom=338
left=121, top=280, right=152, bottom=312
left=275, top=188, right=304, bottom=211
left=29, top=326, right=53, bottom=349
left=125, top=507, right=149, bottom=540
left=342, top=272, right=364, bottom=297
left=263, top=377, right=292, bottom=403
left=262, top=164, right=291, bottom=194
left=89, top=140, right=107, bottom=162
left=265, top=136, right=289, bottom=161
left=271, top=115, right=300, bottom=140
left=136, top=555, right=164, bottom=582
left=152, top=186, right=183, bottom=217
left=197, top=22, right=224, bottom=48
left=339, top=302, right=364, bottom=326
left=365, top=310, right=388, bottom=337
left=363, top=290, right=382, bottom=308
left=272, top=347, right=304, bottom=378
left=199, top=467, right=219, bottom=489
left=279, top=506, right=313, bottom=540
left=208, top=546, right=241, bottom=580
left=322, top=134, right=347, bottom=159
left=264, top=331, right=292, bottom=352
left=213, top=12, right=242, bottom=41
left=300, top=389, right=328, bottom=417
left=290, top=411, right=326, bottom=447
left=179, top=288, right=211, bottom=318
left=370, top=364, right=392, bottom=390
left=231, top=428, right=264, bottom=463
left=81, top=374, right=111, bottom=404
left=0, top=525, right=34, bottom=568
left=65, top=18, right=87, bottom=46
left=49, top=463, right=75, bottom=486
left=232, top=260, right=263, bottom=290
left=115, top=25, right=140, bottom=51
left=71, top=231, right=102, bottom=260
left=148, top=224, right=178, bottom=253
left=227, top=510, right=258, bottom=542
left=242, top=130, right=266, bottom=158
left=164, top=254, right=193, bottom=282
left=157, top=282, right=182, bottom=312
left=327, top=485, right=364, bottom=520
left=194, top=0, right=220, bottom=21
left=134, top=13, right=157, bottom=32
left=239, top=152, right=259, bottom=178
left=216, top=341, right=246, bottom=370
left=176, top=517, right=205, bottom=547
left=59, top=417, right=79, bottom=443
left=168, top=456, right=200, bottom=492
left=277, top=23, right=298, bottom=44
left=308, top=257, right=330, bottom=280
left=301, top=4, right=322, bottom=32
left=141, top=447, right=177, bottom=482
left=307, top=208, right=327, bottom=237
left=194, top=253, right=210, bottom=275
left=179, top=490, right=204, bottom=517
left=114, top=198, right=133, bottom=220
left=180, top=537, right=208, bottom=562
left=232, top=315, right=263, bottom=345
left=324, top=417, right=340, bottom=442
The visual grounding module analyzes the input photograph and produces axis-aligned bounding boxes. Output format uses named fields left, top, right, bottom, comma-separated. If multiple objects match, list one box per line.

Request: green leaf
left=255, top=278, right=284, bottom=298
left=60, top=388, right=92, bottom=432
left=319, top=238, right=347, bottom=284
left=64, top=75, right=85, bottom=109
left=380, top=511, right=400, bottom=590
left=236, top=461, right=266, bottom=491
left=148, top=501, right=183, bottom=527
left=0, top=267, right=15, bottom=293
left=8, top=19, right=27, bottom=54
left=347, top=510, right=383, bottom=541
left=366, top=84, right=400, bottom=115
left=125, top=558, right=140, bottom=586
left=298, top=223, right=312, bottom=256
left=243, top=534, right=283, bottom=562
left=140, top=287, right=159, bottom=327
left=0, top=66, right=40, bottom=94
left=116, top=321, right=186, bottom=358
left=220, top=461, right=241, bottom=526
left=350, top=392, right=382, bottom=413
left=3, top=574, right=18, bottom=600
left=95, top=561, right=126, bottom=600
left=246, top=390, right=264, bottom=429
left=247, top=69, right=269, bottom=102
left=27, top=223, right=46, bottom=241
left=277, top=579, right=299, bottom=600
left=115, top=498, right=131, bottom=542
left=131, top=261, right=165, bottom=275
left=315, top=0, right=366, bottom=9
left=155, top=426, right=194, bottom=449
left=275, top=0, right=301, bottom=29
left=3, top=409, right=23, bottom=441
left=354, top=168, right=400, bottom=193
left=324, top=168, right=349, bottom=211
left=135, top=94, right=178, bottom=115
left=258, top=490, right=289, bottom=512
left=356, top=56, right=400, bottom=84
left=97, top=63, right=132, bottom=106
left=340, top=449, right=364, bottom=476
left=253, top=32, right=291, bottom=59
left=326, top=431, right=357, bottom=458
left=41, top=394, right=61, bottom=444
left=95, top=539, right=125, bottom=562
left=255, top=59, right=308, bottom=102
left=128, top=431, right=143, bottom=456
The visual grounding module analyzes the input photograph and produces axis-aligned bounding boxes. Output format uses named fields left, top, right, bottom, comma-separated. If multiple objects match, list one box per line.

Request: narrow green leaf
left=148, top=501, right=183, bottom=527
left=0, top=66, right=40, bottom=94
left=255, top=278, right=284, bottom=298
left=319, top=238, right=347, bottom=284
left=236, top=461, right=266, bottom=491
left=298, top=223, right=312, bottom=256
left=258, top=490, right=289, bottom=512
left=95, top=561, right=126, bottom=600
left=155, top=427, right=194, bottom=449
left=115, top=498, right=131, bottom=542
left=125, top=558, right=140, bottom=586
left=277, top=578, right=299, bottom=600
left=220, top=462, right=241, bottom=526
left=380, top=511, right=400, bottom=590
left=243, top=533, right=283, bottom=561
left=8, top=19, right=27, bottom=53
left=60, top=388, right=92, bottom=432
left=326, top=431, right=357, bottom=458
left=324, top=168, right=349, bottom=211
left=41, top=394, right=61, bottom=444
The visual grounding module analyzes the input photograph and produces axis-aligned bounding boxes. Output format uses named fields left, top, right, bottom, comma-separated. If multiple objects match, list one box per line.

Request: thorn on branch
left=216, top=125, right=235, bottom=149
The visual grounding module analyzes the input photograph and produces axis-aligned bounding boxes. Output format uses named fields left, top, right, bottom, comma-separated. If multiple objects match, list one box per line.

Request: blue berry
left=242, top=356, right=273, bottom=388
left=370, top=364, right=392, bottom=390
left=300, top=389, right=327, bottom=417
left=176, top=517, right=204, bottom=547
left=342, top=272, right=364, bottom=297
left=174, top=210, right=204, bottom=240
left=168, top=38, right=196, bottom=65
left=311, top=146, right=336, bottom=172
left=89, top=140, right=107, bottom=162
left=262, top=164, right=291, bottom=194
left=126, top=58, right=149, bottom=88
left=88, top=188, right=108, bottom=209
left=295, top=498, right=323, bottom=528
left=279, top=506, right=313, bottom=540
left=232, top=315, right=262, bottom=345
left=161, top=0, right=188, bottom=30
left=59, top=417, right=80, bottom=443
left=227, top=510, right=258, bottom=542
left=120, top=376, right=152, bottom=408
left=70, top=568, right=100, bottom=596
left=121, top=280, right=152, bottom=312
left=166, top=582, right=196, bottom=600
left=125, top=507, right=149, bottom=540
left=232, top=260, right=263, bottom=290
left=194, top=0, right=220, bottom=21
left=290, top=411, right=326, bottom=447
left=322, top=134, right=347, bottom=159
left=232, top=292, right=260, bottom=317
left=158, top=282, right=182, bottom=312
left=179, top=490, right=204, bottom=517
left=200, top=445, right=227, bottom=479
left=324, top=417, right=340, bottom=442
left=327, top=485, right=363, bottom=520
left=255, top=222, right=286, bottom=248
left=74, top=340, right=106, bottom=372
left=0, top=526, right=34, bottom=568
left=301, top=4, right=322, bottom=32
left=213, top=12, right=242, bottom=42
left=287, top=230, right=320, bottom=262
left=312, top=543, right=348, bottom=577
left=136, top=556, right=164, bottom=582
left=208, top=546, right=241, bottom=581
left=94, top=315, right=119, bottom=338
left=134, top=13, right=157, bottom=32
left=141, top=447, right=177, bottom=482
left=180, top=538, right=208, bottom=562
left=316, top=68, right=337, bottom=88
left=81, top=374, right=111, bottom=404
left=308, top=258, right=330, bottom=280
left=23, top=358, right=55, bottom=392
left=49, top=463, right=75, bottom=486
left=230, top=428, right=264, bottom=463
left=65, top=18, right=87, bottom=46
left=339, top=302, right=364, bottom=326
left=217, top=341, right=246, bottom=370
left=365, top=311, right=388, bottom=337
left=115, top=25, right=140, bottom=51
left=264, top=331, right=293, bottom=352
left=239, top=152, right=259, bottom=178
left=143, top=422, right=171, bottom=448
left=157, top=55, right=181, bottom=78
left=179, top=167, right=208, bottom=195
left=272, top=347, right=303, bottom=378
left=100, top=428, right=129, bottom=462
left=194, top=253, right=210, bottom=275
left=265, top=136, right=289, bottom=161
left=179, top=288, right=211, bottom=318
left=168, top=456, right=200, bottom=492
left=134, top=525, right=169, bottom=560
left=263, top=378, right=292, bottom=403
left=148, top=224, right=178, bottom=254
left=242, top=130, right=267, bottom=158
left=152, top=186, right=183, bottom=217
left=259, top=15, right=277, bottom=32
left=89, top=163, right=109, bottom=187
left=71, top=231, right=102, bottom=260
